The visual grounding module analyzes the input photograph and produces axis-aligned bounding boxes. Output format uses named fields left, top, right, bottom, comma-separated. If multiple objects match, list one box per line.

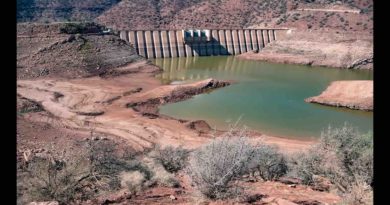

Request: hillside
left=17, top=0, right=120, bottom=22
left=96, top=0, right=372, bottom=33
left=17, top=0, right=373, bottom=33
left=17, top=22, right=145, bottom=80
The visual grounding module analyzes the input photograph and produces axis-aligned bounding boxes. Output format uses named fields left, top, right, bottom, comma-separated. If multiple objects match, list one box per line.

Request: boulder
left=28, top=202, right=59, bottom=205
left=185, top=120, right=211, bottom=134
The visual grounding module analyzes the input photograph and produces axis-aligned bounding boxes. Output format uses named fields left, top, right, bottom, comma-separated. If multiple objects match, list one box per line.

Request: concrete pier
left=145, top=31, right=154, bottom=58
left=251, top=30, right=259, bottom=51
left=232, top=30, right=239, bottom=55
left=119, top=28, right=288, bottom=58
left=218, top=30, right=228, bottom=55
left=238, top=30, right=246, bottom=54
left=168, top=31, right=178, bottom=57
left=153, top=31, right=162, bottom=58
left=262, top=30, right=269, bottom=46
left=244, top=30, right=252, bottom=51
left=211, top=30, right=220, bottom=56
left=161, top=31, right=170, bottom=58
left=225, top=30, right=233, bottom=55
left=136, top=31, right=146, bottom=57
left=176, top=30, right=185, bottom=57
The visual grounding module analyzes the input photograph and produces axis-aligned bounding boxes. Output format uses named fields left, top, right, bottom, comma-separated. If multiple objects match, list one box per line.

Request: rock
left=97, top=190, right=132, bottom=204
left=262, top=197, right=299, bottom=205
left=243, top=194, right=265, bottom=203
left=92, top=136, right=99, bottom=141
left=185, top=120, right=211, bottom=134
left=278, top=176, right=302, bottom=185
left=169, top=195, right=177, bottom=200
left=312, top=175, right=332, bottom=192
left=292, top=200, right=322, bottom=205
left=28, top=201, right=59, bottom=205
left=141, top=112, right=159, bottom=119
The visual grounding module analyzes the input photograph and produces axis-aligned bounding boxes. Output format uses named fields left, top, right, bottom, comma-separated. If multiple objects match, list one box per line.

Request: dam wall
left=119, top=29, right=289, bottom=58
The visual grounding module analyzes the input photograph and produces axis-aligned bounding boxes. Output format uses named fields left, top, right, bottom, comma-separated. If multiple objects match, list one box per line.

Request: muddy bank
left=127, top=78, right=230, bottom=115
left=305, top=80, right=373, bottom=111
left=237, top=30, right=373, bottom=69
left=17, top=64, right=313, bottom=153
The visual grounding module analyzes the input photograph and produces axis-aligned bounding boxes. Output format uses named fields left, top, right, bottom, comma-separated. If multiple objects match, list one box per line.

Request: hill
left=96, top=0, right=372, bottom=33
left=17, top=0, right=373, bottom=33
left=17, top=0, right=120, bottom=22
left=17, top=22, right=146, bottom=80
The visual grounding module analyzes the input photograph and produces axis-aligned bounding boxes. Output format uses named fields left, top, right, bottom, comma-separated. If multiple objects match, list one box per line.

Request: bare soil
left=305, top=80, right=373, bottom=111
left=238, top=30, right=373, bottom=69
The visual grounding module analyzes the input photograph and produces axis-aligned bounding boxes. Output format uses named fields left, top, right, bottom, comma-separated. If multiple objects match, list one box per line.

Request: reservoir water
left=153, top=56, right=373, bottom=139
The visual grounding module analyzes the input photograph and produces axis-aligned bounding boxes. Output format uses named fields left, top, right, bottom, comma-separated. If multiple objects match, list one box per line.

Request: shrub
left=246, top=144, right=288, bottom=181
left=59, top=22, right=103, bottom=34
left=24, top=152, right=93, bottom=204
left=152, top=145, right=190, bottom=173
left=20, top=136, right=153, bottom=204
left=289, top=124, right=373, bottom=203
left=187, top=136, right=256, bottom=199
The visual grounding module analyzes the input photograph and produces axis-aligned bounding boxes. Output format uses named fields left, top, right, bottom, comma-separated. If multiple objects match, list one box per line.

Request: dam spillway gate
left=119, top=29, right=289, bottom=58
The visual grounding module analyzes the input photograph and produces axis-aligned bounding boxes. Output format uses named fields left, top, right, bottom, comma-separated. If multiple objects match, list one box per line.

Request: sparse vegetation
left=289, top=124, right=373, bottom=204
left=187, top=135, right=256, bottom=199
left=186, top=126, right=288, bottom=199
left=17, top=134, right=153, bottom=204
left=152, top=145, right=190, bottom=173
left=59, top=22, right=104, bottom=34
left=246, top=144, right=288, bottom=181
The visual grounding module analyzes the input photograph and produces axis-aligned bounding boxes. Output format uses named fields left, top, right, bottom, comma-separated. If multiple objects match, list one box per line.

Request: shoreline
left=17, top=61, right=315, bottom=153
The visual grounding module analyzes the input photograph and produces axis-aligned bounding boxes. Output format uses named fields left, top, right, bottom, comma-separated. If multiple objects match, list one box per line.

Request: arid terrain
left=305, top=80, right=373, bottom=111
left=17, top=0, right=373, bottom=204
left=17, top=23, right=351, bottom=205
left=237, top=29, right=373, bottom=69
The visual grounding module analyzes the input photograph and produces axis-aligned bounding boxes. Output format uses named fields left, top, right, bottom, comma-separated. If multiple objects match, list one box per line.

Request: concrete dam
left=119, top=29, right=289, bottom=58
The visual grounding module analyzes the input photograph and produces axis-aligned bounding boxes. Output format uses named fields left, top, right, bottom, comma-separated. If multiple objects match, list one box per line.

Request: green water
left=152, top=56, right=373, bottom=139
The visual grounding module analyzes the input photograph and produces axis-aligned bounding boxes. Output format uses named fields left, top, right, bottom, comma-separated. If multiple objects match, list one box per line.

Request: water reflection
left=152, top=56, right=373, bottom=138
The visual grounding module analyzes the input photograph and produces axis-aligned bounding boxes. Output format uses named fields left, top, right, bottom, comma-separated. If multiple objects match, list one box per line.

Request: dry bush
left=18, top=134, right=153, bottom=204
left=22, top=151, right=93, bottom=204
left=340, top=178, right=373, bottom=205
left=143, top=156, right=180, bottom=188
left=187, top=125, right=289, bottom=200
left=246, top=144, right=288, bottom=181
left=119, top=171, right=146, bottom=195
left=289, top=124, right=373, bottom=204
left=152, top=145, right=190, bottom=173
left=187, top=127, right=257, bottom=199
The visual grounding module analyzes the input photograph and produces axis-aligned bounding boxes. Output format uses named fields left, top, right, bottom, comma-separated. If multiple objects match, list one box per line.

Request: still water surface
left=153, top=56, right=373, bottom=139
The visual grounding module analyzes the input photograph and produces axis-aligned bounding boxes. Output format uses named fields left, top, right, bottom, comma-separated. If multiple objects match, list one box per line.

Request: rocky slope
left=17, top=0, right=373, bottom=34
left=237, top=29, right=373, bottom=69
left=305, top=80, right=373, bottom=111
left=17, top=0, right=120, bottom=22
left=17, top=22, right=145, bottom=80
left=96, top=0, right=372, bottom=32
